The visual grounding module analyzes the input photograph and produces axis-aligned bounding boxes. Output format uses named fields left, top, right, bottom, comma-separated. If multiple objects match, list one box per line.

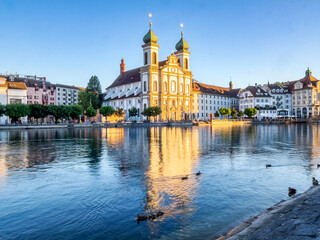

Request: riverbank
left=218, top=185, right=320, bottom=240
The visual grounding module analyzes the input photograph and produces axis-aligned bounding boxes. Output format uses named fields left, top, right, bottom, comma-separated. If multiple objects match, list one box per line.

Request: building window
left=144, top=81, right=147, bottom=92
left=152, top=52, right=157, bottom=64
left=186, top=84, right=189, bottom=94
left=153, top=81, right=157, bottom=91
left=180, top=83, right=183, bottom=92
left=185, top=58, right=188, bottom=69
left=164, top=82, right=167, bottom=92
left=144, top=52, right=148, bottom=65
left=171, top=81, right=176, bottom=92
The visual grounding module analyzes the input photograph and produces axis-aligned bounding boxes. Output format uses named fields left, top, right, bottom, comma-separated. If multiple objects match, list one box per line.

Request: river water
left=0, top=124, right=320, bottom=239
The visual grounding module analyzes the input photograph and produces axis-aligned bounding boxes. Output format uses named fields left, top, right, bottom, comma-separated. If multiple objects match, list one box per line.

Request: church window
left=164, top=82, right=167, bottom=92
left=184, top=58, right=189, bottom=70
left=180, top=83, right=183, bottom=92
left=153, top=81, right=157, bottom=91
left=144, top=81, right=147, bottom=92
left=152, top=52, right=157, bottom=64
left=144, top=103, right=147, bottom=110
left=144, top=52, right=148, bottom=65
left=171, top=81, right=176, bottom=92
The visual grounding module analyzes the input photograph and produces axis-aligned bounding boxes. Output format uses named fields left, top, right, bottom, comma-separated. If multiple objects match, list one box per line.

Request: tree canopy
left=231, top=108, right=237, bottom=118
left=86, top=75, right=102, bottom=94
left=99, top=106, right=115, bottom=117
left=114, top=108, right=124, bottom=117
left=0, top=104, right=5, bottom=117
left=29, top=104, right=48, bottom=120
left=86, top=106, right=96, bottom=118
left=219, top=108, right=231, bottom=118
left=142, top=106, right=162, bottom=120
left=5, top=104, right=31, bottom=122
left=244, top=108, right=257, bottom=118
left=69, top=104, right=83, bottom=120
left=78, top=91, right=100, bottom=110
left=128, top=107, right=138, bottom=117
left=237, top=110, right=244, bottom=118
left=214, top=111, right=220, bottom=117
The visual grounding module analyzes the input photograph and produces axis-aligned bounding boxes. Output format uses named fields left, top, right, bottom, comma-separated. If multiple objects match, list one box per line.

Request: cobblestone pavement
left=219, top=186, right=320, bottom=240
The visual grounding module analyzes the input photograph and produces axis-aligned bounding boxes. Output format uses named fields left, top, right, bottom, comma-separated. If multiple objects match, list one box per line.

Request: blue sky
left=1, top=0, right=320, bottom=90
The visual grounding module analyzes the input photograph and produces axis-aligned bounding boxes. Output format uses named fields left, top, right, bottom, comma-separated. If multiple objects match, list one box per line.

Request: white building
left=289, top=69, right=320, bottom=118
left=0, top=76, right=28, bottom=124
left=55, top=84, right=84, bottom=106
left=192, top=81, right=241, bottom=120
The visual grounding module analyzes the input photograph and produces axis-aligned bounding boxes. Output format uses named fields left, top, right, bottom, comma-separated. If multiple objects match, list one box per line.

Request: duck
left=313, top=177, right=319, bottom=185
left=266, top=164, right=272, bottom=168
left=137, top=214, right=148, bottom=222
left=196, top=171, right=202, bottom=176
left=181, top=176, right=188, bottom=180
left=288, top=187, right=297, bottom=197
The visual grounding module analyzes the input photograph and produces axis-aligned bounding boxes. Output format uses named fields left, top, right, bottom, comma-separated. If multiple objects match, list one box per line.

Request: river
left=0, top=124, right=319, bottom=239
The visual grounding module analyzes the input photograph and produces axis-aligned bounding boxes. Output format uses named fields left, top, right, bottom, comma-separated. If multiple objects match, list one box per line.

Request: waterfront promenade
left=220, top=186, right=320, bottom=240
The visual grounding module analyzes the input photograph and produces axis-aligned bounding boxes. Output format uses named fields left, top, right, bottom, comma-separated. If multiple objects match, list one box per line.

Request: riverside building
left=103, top=21, right=194, bottom=121
left=55, top=84, right=85, bottom=106
left=289, top=68, right=320, bottom=118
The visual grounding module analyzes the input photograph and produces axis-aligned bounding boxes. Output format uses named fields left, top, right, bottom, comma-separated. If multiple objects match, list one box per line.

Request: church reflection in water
left=104, top=127, right=201, bottom=222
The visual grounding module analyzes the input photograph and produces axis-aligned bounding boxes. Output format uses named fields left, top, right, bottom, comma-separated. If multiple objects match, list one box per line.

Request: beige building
left=103, top=22, right=194, bottom=121
left=289, top=68, right=320, bottom=118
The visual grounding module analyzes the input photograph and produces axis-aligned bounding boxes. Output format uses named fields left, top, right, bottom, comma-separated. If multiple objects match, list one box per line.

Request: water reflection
left=1, top=125, right=320, bottom=239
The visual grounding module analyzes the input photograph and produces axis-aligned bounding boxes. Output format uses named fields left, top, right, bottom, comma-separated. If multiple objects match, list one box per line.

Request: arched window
left=144, top=52, right=148, bottom=65
left=152, top=52, right=157, bottom=64
left=184, top=58, right=188, bottom=70
left=153, top=81, right=157, bottom=91
left=186, top=84, right=189, bottom=94
left=163, top=82, right=167, bottom=92
left=144, top=81, right=147, bottom=92
left=180, top=83, right=183, bottom=92
left=144, top=103, right=147, bottom=110
left=171, top=81, right=176, bottom=92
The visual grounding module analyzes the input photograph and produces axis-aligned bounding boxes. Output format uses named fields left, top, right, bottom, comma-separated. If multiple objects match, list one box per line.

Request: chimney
left=120, top=58, right=125, bottom=74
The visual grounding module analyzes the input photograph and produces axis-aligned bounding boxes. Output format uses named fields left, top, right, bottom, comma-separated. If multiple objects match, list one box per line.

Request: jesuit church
left=103, top=22, right=194, bottom=121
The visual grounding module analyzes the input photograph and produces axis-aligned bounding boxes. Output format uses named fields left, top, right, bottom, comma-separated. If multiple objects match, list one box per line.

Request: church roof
left=241, top=86, right=271, bottom=98
left=107, top=68, right=141, bottom=89
left=288, top=69, right=319, bottom=90
left=193, top=82, right=230, bottom=95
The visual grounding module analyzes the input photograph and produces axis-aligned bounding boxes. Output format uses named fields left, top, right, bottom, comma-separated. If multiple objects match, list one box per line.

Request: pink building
left=6, top=75, right=56, bottom=105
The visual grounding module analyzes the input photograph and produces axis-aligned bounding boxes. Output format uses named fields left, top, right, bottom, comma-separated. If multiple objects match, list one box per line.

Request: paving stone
left=292, top=223, right=319, bottom=237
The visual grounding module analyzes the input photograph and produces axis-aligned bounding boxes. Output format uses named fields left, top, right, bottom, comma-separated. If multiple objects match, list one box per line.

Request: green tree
left=128, top=107, right=138, bottom=117
left=69, top=104, right=83, bottom=120
left=214, top=111, right=220, bottom=118
left=86, top=106, right=96, bottom=118
left=142, top=106, right=162, bottom=122
left=231, top=108, right=237, bottom=119
left=99, top=106, right=115, bottom=121
left=219, top=108, right=231, bottom=118
left=5, top=104, right=31, bottom=122
left=244, top=108, right=257, bottom=118
left=78, top=91, right=100, bottom=110
left=86, top=75, right=102, bottom=94
left=237, top=110, right=244, bottom=118
left=47, top=105, right=70, bottom=123
left=29, top=104, right=48, bottom=123
left=114, top=108, right=124, bottom=118
left=0, top=104, right=5, bottom=117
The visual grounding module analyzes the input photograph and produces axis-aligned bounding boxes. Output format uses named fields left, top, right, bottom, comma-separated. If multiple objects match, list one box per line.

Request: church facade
left=103, top=23, right=194, bottom=121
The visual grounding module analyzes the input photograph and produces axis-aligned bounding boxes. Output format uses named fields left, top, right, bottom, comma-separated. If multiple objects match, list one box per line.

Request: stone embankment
left=218, top=186, right=320, bottom=240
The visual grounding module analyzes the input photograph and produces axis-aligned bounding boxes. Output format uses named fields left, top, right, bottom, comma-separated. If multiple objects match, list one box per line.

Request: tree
left=231, top=108, right=237, bottom=119
left=78, top=91, right=100, bottom=110
left=219, top=108, right=231, bottom=119
left=237, top=110, right=244, bottom=118
left=100, top=106, right=115, bottom=122
left=142, top=106, right=162, bottom=122
left=47, top=105, right=70, bottom=123
left=244, top=108, right=257, bottom=118
left=114, top=108, right=124, bottom=118
left=86, top=106, right=96, bottom=118
left=29, top=104, right=48, bottom=122
left=0, top=104, right=5, bottom=117
left=128, top=107, right=138, bottom=118
left=69, top=104, right=83, bottom=120
left=214, top=111, right=220, bottom=118
left=86, top=75, right=102, bottom=94
left=5, top=104, right=31, bottom=122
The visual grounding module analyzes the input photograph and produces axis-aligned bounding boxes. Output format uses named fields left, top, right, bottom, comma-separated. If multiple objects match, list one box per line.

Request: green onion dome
left=175, top=32, right=189, bottom=51
left=143, top=29, right=158, bottom=44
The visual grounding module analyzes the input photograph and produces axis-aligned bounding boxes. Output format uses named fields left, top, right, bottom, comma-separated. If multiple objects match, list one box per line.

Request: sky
left=1, top=0, right=320, bottom=90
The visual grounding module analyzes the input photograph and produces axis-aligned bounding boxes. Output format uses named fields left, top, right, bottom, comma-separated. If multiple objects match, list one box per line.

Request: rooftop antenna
left=149, top=13, right=152, bottom=29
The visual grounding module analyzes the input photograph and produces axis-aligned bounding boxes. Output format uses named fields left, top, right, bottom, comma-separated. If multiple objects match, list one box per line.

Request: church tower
left=140, top=14, right=160, bottom=113
left=175, top=24, right=190, bottom=71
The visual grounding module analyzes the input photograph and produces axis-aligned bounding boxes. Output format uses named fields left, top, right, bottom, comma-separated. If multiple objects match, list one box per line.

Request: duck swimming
left=288, top=187, right=297, bottom=197
left=266, top=164, right=272, bottom=168
left=313, top=177, right=319, bottom=185
left=196, top=171, right=201, bottom=176
left=181, top=176, right=188, bottom=180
